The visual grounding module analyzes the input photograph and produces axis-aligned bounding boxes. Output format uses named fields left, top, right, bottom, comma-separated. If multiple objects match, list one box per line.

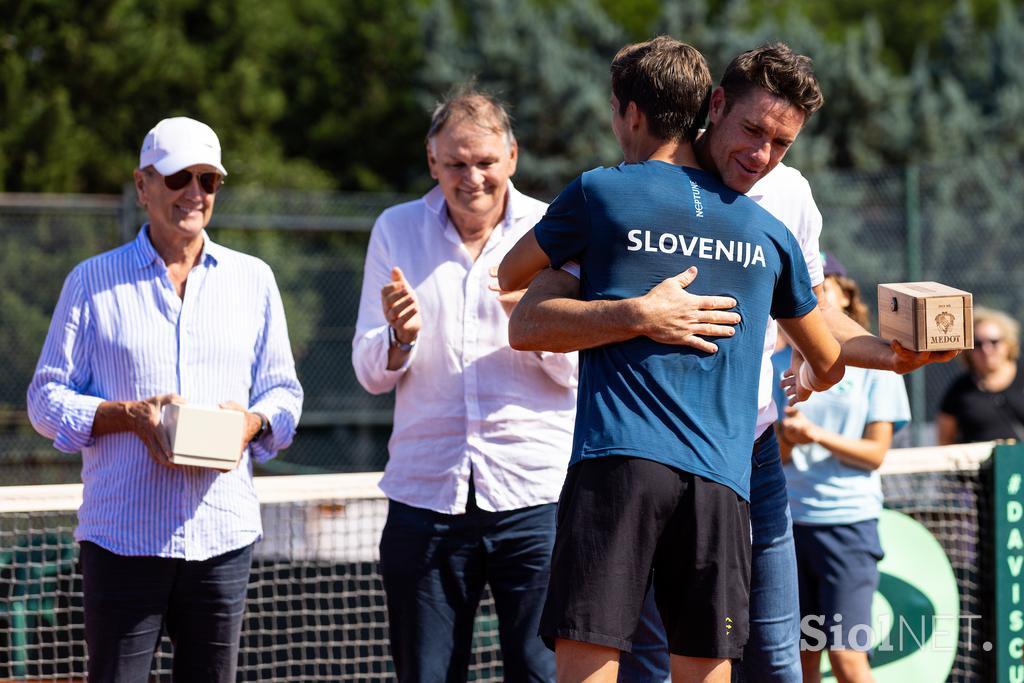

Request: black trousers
left=80, top=541, right=253, bottom=683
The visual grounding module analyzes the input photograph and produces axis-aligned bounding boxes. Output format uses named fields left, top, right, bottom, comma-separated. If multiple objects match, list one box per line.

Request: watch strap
left=253, top=412, right=269, bottom=441
left=388, top=325, right=417, bottom=352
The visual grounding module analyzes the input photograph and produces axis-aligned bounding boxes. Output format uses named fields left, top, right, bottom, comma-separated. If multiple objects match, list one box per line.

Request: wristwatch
left=252, top=412, right=270, bottom=442
left=388, top=325, right=417, bottom=352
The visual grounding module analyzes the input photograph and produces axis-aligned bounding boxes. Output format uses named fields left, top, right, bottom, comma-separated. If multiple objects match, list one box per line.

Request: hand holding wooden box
left=161, top=403, right=246, bottom=470
left=877, top=282, right=974, bottom=352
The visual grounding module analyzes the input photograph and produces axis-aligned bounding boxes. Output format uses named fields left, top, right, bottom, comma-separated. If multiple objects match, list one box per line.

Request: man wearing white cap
left=27, top=116, right=304, bottom=682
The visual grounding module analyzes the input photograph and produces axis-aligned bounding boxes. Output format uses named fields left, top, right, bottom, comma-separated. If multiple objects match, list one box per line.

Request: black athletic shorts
left=539, top=455, right=751, bottom=660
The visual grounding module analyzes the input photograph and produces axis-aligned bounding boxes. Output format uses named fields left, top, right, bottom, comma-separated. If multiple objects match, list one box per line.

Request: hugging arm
left=508, top=267, right=740, bottom=354
left=497, top=229, right=552, bottom=292
left=819, top=287, right=958, bottom=373
left=777, top=306, right=844, bottom=395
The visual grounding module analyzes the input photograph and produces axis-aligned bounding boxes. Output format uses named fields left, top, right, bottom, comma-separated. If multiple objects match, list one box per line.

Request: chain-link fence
left=3, top=159, right=1022, bottom=484
left=807, top=159, right=1024, bottom=444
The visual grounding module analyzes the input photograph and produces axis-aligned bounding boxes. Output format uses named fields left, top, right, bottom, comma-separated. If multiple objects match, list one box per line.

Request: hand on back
left=637, top=266, right=740, bottom=353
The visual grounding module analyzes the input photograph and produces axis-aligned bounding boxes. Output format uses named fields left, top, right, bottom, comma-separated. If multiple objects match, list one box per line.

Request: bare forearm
left=786, top=418, right=893, bottom=471
left=91, top=395, right=180, bottom=466
left=508, top=266, right=740, bottom=354
left=823, top=303, right=871, bottom=346
left=509, top=294, right=643, bottom=352
left=827, top=307, right=897, bottom=371
left=497, top=229, right=550, bottom=291
left=816, top=290, right=897, bottom=371
left=840, top=336, right=900, bottom=371
left=508, top=268, right=645, bottom=352
left=780, top=308, right=845, bottom=392
left=811, top=429, right=888, bottom=471
left=825, top=303, right=961, bottom=374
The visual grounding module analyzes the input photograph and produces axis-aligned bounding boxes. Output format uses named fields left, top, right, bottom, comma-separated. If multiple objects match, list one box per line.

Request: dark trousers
left=80, top=540, right=253, bottom=683
left=379, top=495, right=557, bottom=683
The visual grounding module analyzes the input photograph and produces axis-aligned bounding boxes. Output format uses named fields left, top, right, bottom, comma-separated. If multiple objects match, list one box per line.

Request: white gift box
left=161, top=404, right=245, bottom=469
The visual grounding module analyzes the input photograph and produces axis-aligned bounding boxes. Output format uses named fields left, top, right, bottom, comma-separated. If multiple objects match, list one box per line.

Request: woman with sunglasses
left=771, top=252, right=910, bottom=683
left=937, top=307, right=1024, bottom=444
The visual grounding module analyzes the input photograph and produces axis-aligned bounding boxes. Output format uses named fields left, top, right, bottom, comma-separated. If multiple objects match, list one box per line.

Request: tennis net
left=0, top=441, right=1011, bottom=681
left=875, top=441, right=998, bottom=681
left=0, top=473, right=502, bottom=682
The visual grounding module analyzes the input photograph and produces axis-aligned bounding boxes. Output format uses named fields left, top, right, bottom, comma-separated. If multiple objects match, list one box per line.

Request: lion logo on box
left=935, top=311, right=955, bottom=334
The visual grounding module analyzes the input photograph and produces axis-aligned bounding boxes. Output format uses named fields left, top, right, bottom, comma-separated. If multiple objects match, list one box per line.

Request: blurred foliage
left=751, top=0, right=1011, bottom=73
left=3, top=0, right=1024, bottom=195
left=0, top=206, right=122, bottom=430
left=0, top=0, right=422, bottom=192
left=416, top=0, right=625, bottom=197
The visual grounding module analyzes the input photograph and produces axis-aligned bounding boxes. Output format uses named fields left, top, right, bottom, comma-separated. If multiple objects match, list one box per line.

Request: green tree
left=416, top=0, right=625, bottom=197
left=257, top=0, right=427, bottom=192
left=0, top=0, right=424, bottom=193
left=749, top=0, right=1017, bottom=72
left=0, top=211, right=121, bottom=413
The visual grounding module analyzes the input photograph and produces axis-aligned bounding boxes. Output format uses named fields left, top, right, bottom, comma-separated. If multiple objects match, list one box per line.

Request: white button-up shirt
left=352, top=182, right=577, bottom=514
left=747, top=163, right=824, bottom=438
left=27, top=226, right=303, bottom=560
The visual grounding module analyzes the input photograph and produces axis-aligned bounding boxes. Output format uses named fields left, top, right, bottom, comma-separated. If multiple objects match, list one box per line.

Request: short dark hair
left=426, top=84, right=515, bottom=149
left=719, top=42, right=823, bottom=119
left=610, top=36, right=712, bottom=142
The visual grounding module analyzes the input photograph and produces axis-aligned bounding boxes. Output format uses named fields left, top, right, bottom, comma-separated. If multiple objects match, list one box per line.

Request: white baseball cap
left=139, top=117, right=228, bottom=176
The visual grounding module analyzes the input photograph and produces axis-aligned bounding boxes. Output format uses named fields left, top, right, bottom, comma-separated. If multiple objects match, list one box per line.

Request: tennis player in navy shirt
left=535, top=160, right=815, bottom=498
left=499, top=37, right=843, bottom=682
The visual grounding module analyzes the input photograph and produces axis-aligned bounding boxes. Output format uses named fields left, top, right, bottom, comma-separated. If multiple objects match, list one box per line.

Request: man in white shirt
left=351, top=87, right=577, bottom=682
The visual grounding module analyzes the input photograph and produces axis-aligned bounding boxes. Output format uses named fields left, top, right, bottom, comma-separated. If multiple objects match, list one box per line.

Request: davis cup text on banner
left=994, top=444, right=1024, bottom=683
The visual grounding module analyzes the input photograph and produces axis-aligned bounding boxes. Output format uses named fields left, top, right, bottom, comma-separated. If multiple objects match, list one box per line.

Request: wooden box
left=162, top=404, right=245, bottom=469
left=877, top=282, right=974, bottom=352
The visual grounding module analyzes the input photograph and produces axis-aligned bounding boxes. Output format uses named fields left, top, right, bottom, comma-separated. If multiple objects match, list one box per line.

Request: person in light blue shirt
left=26, top=116, right=303, bottom=683
left=772, top=252, right=909, bottom=683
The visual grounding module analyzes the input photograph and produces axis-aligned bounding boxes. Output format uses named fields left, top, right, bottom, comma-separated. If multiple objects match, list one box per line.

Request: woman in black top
left=937, top=307, right=1024, bottom=444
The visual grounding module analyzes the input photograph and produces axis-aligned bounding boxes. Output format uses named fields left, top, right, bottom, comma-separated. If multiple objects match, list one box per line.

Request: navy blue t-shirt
left=534, top=161, right=817, bottom=499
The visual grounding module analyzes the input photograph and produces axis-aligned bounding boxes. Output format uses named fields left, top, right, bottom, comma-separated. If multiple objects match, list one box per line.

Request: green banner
left=818, top=509, right=959, bottom=681
left=994, top=443, right=1024, bottom=681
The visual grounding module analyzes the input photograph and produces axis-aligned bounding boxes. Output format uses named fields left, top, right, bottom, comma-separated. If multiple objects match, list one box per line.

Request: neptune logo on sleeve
left=691, top=180, right=705, bottom=218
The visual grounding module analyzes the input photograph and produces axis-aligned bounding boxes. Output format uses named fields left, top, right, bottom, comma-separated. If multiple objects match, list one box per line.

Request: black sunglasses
left=161, top=169, right=224, bottom=194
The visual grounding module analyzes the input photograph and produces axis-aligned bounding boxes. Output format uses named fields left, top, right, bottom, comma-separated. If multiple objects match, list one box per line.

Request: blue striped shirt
left=27, top=226, right=303, bottom=560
